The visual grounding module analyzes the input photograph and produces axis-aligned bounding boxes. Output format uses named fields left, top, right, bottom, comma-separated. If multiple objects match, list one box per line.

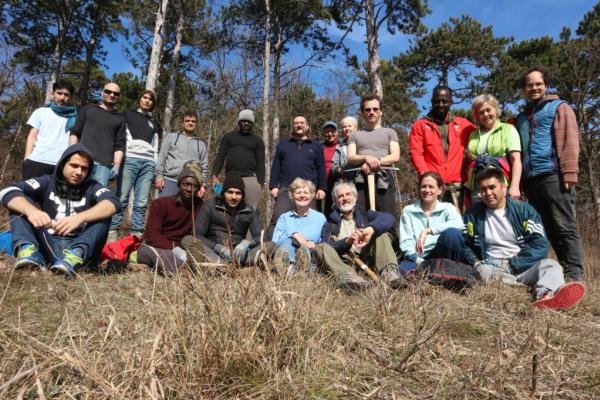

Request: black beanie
left=222, top=172, right=245, bottom=196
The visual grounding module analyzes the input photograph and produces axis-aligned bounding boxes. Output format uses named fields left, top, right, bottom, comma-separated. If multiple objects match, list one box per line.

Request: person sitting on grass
left=136, top=164, right=203, bottom=276
left=271, top=177, right=327, bottom=275
left=315, top=180, right=406, bottom=291
left=399, top=172, right=464, bottom=276
left=182, top=173, right=286, bottom=270
left=0, top=144, right=120, bottom=277
left=463, top=168, right=586, bottom=310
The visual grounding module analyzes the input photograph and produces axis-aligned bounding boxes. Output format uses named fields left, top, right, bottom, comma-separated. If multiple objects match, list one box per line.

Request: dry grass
left=0, top=250, right=599, bottom=399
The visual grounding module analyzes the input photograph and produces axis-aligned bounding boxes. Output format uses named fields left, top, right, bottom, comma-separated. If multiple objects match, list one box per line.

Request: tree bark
left=272, top=19, right=282, bottom=144
left=79, top=36, right=97, bottom=106
left=146, top=0, right=169, bottom=93
left=44, top=19, right=66, bottom=103
left=365, top=0, right=383, bottom=99
left=163, top=7, right=184, bottom=136
left=262, top=0, right=272, bottom=222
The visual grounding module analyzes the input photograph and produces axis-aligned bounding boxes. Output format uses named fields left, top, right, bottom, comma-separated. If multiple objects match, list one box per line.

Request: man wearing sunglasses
left=69, top=82, right=126, bottom=186
left=346, top=94, right=400, bottom=215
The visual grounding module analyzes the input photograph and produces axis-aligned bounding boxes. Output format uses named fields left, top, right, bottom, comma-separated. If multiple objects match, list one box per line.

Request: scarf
left=48, top=100, right=78, bottom=132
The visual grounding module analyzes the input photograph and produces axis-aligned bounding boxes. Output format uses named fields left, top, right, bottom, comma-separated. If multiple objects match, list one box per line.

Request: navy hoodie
left=0, top=144, right=122, bottom=234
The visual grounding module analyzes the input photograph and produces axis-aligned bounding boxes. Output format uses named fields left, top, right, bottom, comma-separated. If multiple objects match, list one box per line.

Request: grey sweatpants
left=476, top=258, right=565, bottom=292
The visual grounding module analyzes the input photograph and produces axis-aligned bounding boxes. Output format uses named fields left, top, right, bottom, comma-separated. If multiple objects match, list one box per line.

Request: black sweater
left=70, top=105, right=126, bottom=166
left=211, top=129, right=266, bottom=185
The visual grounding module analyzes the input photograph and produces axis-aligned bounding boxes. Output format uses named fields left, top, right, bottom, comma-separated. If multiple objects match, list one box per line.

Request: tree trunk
left=163, top=8, right=184, bottom=136
left=79, top=36, right=97, bottom=106
left=365, top=0, right=383, bottom=99
left=262, top=0, right=272, bottom=222
left=579, top=108, right=600, bottom=240
left=44, top=19, right=66, bottom=103
left=146, top=0, right=169, bottom=93
left=272, top=20, right=282, bottom=143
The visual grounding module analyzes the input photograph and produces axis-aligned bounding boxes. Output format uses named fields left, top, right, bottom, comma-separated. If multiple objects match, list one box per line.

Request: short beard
left=338, top=201, right=355, bottom=213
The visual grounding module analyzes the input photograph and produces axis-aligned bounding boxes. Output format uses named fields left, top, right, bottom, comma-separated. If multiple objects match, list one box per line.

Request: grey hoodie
left=155, top=132, right=208, bottom=185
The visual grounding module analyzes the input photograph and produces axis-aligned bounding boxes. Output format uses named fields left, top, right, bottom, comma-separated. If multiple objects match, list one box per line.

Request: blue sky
left=103, top=0, right=595, bottom=111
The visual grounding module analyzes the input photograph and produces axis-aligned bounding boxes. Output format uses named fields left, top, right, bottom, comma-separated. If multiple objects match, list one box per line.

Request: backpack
left=417, top=258, right=479, bottom=292
left=100, top=235, right=141, bottom=262
left=463, top=154, right=511, bottom=190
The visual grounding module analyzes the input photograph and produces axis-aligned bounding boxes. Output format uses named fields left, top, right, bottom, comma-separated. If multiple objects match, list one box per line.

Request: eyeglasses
left=103, top=89, right=120, bottom=97
left=363, top=107, right=379, bottom=112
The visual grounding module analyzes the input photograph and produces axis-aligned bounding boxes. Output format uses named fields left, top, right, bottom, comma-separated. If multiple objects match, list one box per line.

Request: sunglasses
left=103, top=89, right=121, bottom=97
left=363, top=107, right=379, bottom=112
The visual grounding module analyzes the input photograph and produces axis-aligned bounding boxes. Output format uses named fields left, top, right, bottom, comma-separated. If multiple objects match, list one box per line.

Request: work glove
left=213, top=244, right=232, bottom=262
left=232, top=239, right=254, bottom=265
left=172, top=246, right=187, bottom=263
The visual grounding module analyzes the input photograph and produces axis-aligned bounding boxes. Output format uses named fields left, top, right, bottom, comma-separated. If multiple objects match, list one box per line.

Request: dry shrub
left=0, top=257, right=599, bottom=399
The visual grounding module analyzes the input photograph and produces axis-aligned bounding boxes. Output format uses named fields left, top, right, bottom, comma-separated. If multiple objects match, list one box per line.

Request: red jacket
left=409, top=116, right=476, bottom=183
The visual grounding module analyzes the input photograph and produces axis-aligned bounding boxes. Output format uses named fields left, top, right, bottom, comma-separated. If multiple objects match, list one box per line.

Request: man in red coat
left=409, top=86, right=476, bottom=210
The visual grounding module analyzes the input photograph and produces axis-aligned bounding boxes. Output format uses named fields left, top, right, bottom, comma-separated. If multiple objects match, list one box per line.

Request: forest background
left=1, top=1, right=600, bottom=398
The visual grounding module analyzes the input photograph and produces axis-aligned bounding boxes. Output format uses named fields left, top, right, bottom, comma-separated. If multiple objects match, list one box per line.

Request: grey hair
left=471, top=94, right=502, bottom=122
left=331, top=180, right=357, bottom=201
left=341, top=116, right=358, bottom=128
left=288, top=178, right=316, bottom=200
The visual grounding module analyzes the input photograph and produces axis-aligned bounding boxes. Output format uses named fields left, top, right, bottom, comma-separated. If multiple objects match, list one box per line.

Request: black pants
left=524, top=174, right=584, bottom=281
left=355, top=178, right=397, bottom=216
left=22, top=159, right=55, bottom=180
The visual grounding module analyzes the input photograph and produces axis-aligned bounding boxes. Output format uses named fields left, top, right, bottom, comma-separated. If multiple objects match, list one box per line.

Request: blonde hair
left=471, top=94, right=501, bottom=123
left=288, top=178, right=316, bottom=200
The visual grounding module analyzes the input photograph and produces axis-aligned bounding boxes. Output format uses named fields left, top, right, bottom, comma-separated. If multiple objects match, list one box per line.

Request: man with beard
left=211, top=109, right=265, bottom=210
left=69, top=82, right=126, bottom=186
left=314, top=180, right=405, bottom=291
left=137, top=162, right=203, bottom=276
left=409, top=86, right=476, bottom=209
left=268, top=114, right=326, bottom=236
left=0, top=144, right=120, bottom=277
left=182, top=173, right=285, bottom=269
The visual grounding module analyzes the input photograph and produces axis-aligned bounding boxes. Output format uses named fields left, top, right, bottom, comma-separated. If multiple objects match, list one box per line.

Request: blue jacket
left=462, top=198, right=548, bottom=274
left=0, top=144, right=121, bottom=235
left=322, top=206, right=395, bottom=254
left=399, top=200, right=462, bottom=261
left=269, top=137, right=327, bottom=191
left=516, top=98, right=563, bottom=179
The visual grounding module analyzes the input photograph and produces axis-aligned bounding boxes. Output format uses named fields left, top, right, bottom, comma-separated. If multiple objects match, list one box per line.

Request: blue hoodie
left=0, top=144, right=121, bottom=234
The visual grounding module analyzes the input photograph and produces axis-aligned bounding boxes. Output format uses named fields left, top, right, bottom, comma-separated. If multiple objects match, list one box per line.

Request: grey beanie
left=238, top=109, right=255, bottom=123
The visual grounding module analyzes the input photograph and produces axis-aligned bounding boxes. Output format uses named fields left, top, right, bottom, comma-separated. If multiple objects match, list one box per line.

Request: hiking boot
left=107, top=230, right=118, bottom=243
left=380, top=265, right=407, bottom=289
left=294, top=246, right=312, bottom=275
left=336, top=271, right=369, bottom=292
left=15, top=244, right=46, bottom=271
left=51, top=248, right=84, bottom=278
left=269, top=247, right=290, bottom=275
left=533, top=282, right=586, bottom=310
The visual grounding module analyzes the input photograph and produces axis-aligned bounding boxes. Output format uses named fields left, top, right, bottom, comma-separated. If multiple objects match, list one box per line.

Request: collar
left=289, top=136, right=312, bottom=143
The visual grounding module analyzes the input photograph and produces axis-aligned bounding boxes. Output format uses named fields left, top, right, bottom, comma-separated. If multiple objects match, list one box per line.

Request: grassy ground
left=0, top=249, right=599, bottom=399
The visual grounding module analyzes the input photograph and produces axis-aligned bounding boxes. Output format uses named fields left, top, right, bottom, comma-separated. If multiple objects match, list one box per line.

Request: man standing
left=182, top=173, right=272, bottom=268
left=269, top=114, right=326, bottom=234
left=321, top=120, right=339, bottom=214
left=211, top=109, right=265, bottom=210
left=409, top=86, right=476, bottom=208
left=463, top=168, right=585, bottom=310
left=23, top=80, right=78, bottom=179
left=155, top=111, right=208, bottom=198
left=69, top=82, right=126, bottom=186
left=108, top=90, right=162, bottom=241
left=316, top=180, right=405, bottom=291
left=347, top=94, right=400, bottom=215
left=137, top=164, right=203, bottom=276
left=515, top=66, right=584, bottom=282
left=0, top=144, right=120, bottom=277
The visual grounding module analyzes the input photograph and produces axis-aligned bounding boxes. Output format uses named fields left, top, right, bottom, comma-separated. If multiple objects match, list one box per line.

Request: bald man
left=70, top=82, right=126, bottom=186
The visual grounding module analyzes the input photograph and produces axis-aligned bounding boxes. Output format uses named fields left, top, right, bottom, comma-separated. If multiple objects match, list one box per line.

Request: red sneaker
left=533, top=282, right=586, bottom=310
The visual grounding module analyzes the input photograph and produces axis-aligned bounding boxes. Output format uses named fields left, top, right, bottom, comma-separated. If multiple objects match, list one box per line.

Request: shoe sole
left=534, top=282, right=586, bottom=310
left=337, top=281, right=369, bottom=292
left=50, top=264, right=76, bottom=278
left=15, top=260, right=46, bottom=271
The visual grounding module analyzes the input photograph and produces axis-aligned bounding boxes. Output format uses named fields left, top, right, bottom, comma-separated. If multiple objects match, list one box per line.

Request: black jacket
left=193, top=197, right=263, bottom=250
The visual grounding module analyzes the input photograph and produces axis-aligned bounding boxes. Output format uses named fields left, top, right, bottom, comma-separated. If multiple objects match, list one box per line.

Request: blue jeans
left=158, top=179, right=179, bottom=198
left=10, top=212, right=109, bottom=266
left=399, top=228, right=464, bottom=276
left=91, top=162, right=112, bottom=187
left=110, top=157, right=155, bottom=232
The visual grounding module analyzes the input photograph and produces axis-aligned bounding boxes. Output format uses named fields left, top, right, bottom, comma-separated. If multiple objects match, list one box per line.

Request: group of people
left=0, top=65, right=586, bottom=310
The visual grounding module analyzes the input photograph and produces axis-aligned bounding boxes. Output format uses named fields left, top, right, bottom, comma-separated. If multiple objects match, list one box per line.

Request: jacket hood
left=526, top=94, right=560, bottom=109
left=54, top=143, right=94, bottom=199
